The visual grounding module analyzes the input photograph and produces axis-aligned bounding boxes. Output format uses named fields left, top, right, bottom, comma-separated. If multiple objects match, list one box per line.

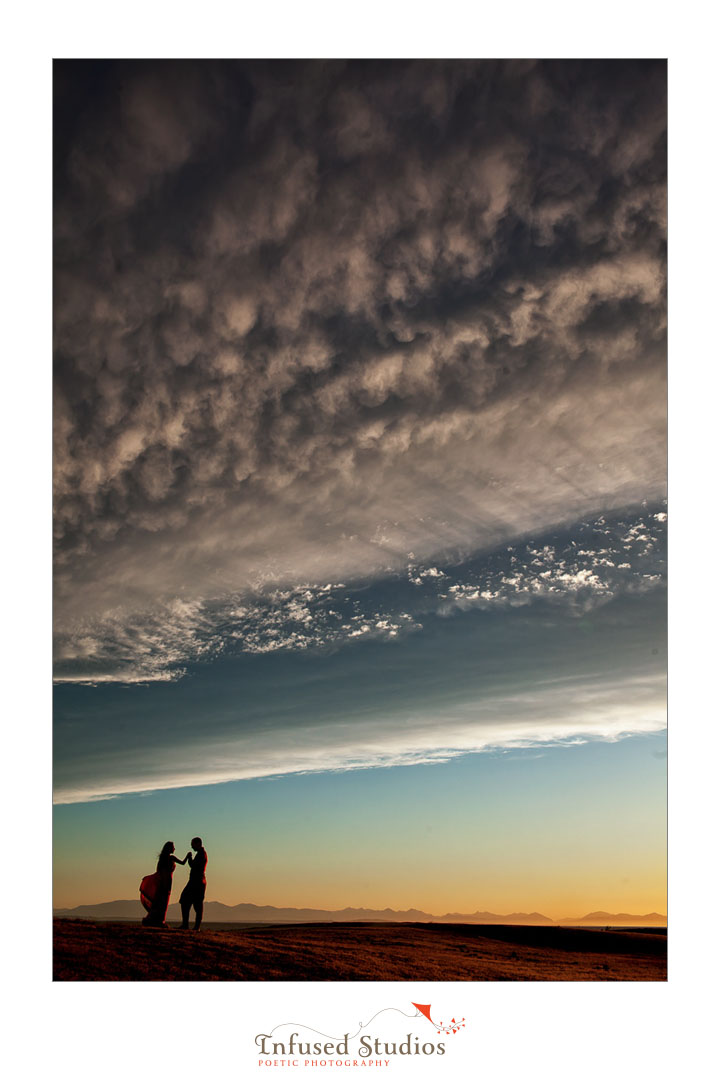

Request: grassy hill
left=53, top=918, right=667, bottom=981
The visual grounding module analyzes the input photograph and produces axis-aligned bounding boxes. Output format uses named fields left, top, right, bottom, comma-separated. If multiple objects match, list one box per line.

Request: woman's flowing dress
left=139, top=854, right=175, bottom=926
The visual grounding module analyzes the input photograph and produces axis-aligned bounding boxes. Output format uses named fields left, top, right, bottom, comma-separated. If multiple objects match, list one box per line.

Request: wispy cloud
left=53, top=672, right=666, bottom=804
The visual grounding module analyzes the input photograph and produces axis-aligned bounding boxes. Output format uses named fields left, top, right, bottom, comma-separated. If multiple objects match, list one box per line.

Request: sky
left=53, top=59, right=666, bottom=915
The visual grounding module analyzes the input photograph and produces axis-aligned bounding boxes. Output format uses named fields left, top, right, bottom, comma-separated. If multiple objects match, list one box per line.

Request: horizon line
left=52, top=898, right=668, bottom=923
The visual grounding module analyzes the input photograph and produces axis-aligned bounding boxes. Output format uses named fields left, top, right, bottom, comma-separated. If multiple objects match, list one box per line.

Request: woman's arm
left=173, top=854, right=189, bottom=865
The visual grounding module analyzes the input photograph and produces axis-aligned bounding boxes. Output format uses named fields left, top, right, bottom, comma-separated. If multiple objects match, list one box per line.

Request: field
left=53, top=919, right=666, bottom=981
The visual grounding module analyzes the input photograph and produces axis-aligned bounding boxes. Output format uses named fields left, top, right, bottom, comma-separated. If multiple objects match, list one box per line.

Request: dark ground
left=53, top=918, right=666, bottom=981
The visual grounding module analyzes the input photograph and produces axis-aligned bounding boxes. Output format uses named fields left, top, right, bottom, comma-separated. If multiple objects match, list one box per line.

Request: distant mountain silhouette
left=440, top=910, right=555, bottom=924
left=558, top=911, right=667, bottom=926
left=52, top=899, right=666, bottom=926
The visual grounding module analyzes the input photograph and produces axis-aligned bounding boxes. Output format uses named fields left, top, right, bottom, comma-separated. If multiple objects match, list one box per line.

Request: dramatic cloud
left=54, top=60, right=666, bottom=662
left=53, top=62, right=666, bottom=805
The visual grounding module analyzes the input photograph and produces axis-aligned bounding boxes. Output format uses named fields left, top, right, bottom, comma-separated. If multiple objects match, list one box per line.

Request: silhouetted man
left=180, top=837, right=207, bottom=930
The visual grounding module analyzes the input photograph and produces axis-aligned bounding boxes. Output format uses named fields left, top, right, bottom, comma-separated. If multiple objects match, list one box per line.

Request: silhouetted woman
left=140, top=842, right=188, bottom=927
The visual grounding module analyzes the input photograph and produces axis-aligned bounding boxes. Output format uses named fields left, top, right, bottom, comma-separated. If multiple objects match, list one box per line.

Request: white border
left=5, top=3, right=718, bottom=1076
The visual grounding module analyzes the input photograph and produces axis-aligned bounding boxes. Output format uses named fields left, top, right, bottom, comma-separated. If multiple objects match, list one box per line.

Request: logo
left=255, top=1001, right=466, bottom=1065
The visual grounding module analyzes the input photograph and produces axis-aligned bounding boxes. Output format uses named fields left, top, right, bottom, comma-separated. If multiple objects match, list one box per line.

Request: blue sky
left=54, top=730, right=667, bottom=915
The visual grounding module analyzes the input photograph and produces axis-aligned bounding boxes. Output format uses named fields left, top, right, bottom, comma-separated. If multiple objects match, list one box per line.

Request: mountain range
left=53, top=900, right=667, bottom=926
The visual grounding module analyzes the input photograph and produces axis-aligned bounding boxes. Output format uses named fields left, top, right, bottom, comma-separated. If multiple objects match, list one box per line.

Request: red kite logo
left=412, top=1002, right=466, bottom=1035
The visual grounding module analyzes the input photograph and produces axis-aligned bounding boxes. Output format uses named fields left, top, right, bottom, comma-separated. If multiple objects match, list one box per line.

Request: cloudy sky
left=53, top=60, right=666, bottom=915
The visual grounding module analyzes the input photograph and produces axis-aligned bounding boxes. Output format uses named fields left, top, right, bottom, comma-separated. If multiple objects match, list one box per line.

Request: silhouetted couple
left=140, top=837, right=207, bottom=930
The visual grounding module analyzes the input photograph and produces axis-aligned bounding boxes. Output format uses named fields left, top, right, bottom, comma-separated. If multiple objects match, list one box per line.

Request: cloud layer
left=53, top=670, right=666, bottom=804
left=53, top=507, right=665, bottom=684
left=54, top=60, right=667, bottom=666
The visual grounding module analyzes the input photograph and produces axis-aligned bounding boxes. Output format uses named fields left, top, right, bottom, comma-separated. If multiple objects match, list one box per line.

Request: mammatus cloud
left=53, top=62, right=666, bottom=806
left=54, top=61, right=666, bottom=663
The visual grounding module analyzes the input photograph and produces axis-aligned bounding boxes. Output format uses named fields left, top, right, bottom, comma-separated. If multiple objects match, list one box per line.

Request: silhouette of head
left=160, top=841, right=175, bottom=858
left=191, top=837, right=202, bottom=851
